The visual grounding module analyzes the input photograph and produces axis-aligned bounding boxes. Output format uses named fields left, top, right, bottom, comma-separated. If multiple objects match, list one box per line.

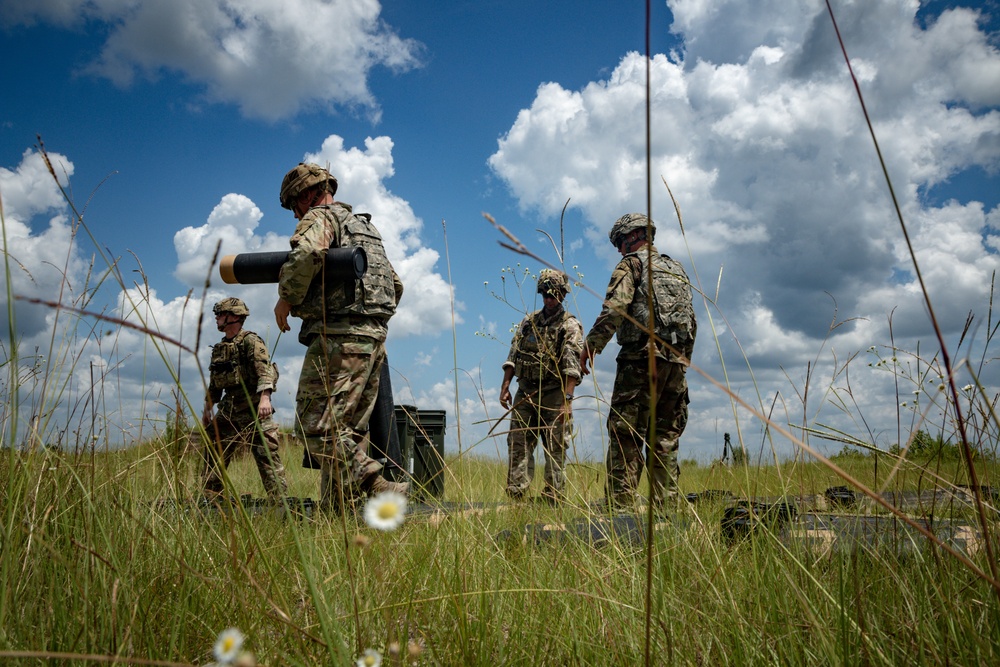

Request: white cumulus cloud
left=304, top=134, right=462, bottom=338
left=488, top=0, right=1000, bottom=459
left=0, top=0, right=423, bottom=120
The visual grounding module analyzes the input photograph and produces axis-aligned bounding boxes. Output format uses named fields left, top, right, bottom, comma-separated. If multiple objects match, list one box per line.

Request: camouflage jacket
left=585, top=242, right=696, bottom=361
left=278, top=202, right=403, bottom=343
left=503, top=304, right=584, bottom=388
left=207, top=330, right=277, bottom=414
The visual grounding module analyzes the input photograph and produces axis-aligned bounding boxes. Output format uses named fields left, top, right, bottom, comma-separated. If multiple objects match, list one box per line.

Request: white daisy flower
left=356, top=648, right=383, bottom=667
left=363, top=491, right=407, bottom=531
left=213, top=628, right=244, bottom=664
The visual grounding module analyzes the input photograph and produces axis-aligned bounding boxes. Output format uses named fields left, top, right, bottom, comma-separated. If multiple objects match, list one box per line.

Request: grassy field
left=1, top=438, right=997, bottom=666
left=4, top=40, right=999, bottom=662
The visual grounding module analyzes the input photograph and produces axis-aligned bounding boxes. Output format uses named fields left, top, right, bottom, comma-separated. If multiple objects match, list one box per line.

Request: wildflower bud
left=407, top=641, right=423, bottom=659
left=353, top=533, right=371, bottom=548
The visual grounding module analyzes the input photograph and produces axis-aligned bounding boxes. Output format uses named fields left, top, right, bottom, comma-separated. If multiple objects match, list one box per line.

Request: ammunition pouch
left=208, top=357, right=242, bottom=389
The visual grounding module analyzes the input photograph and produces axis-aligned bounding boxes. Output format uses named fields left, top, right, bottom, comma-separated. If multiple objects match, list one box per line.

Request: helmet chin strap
left=623, top=229, right=647, bottom=251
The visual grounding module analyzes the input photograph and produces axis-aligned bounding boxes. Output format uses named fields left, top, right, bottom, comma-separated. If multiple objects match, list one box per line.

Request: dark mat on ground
left=785, top=513, right=984, bottom=557
left=148, top=488, right=991, bottom=556
left=720, top=500, right=984, bottom=557
left=494, top=514, right=680, bottom=548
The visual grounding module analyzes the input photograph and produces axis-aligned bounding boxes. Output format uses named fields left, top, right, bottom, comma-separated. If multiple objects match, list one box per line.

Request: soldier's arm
left=244, top=334, right=277, bottom=418
left=257, top=389, right=273, bottom=419
left=247, top=334, right=277, bottom=394
left=683, top=306, right=697, bottom=360
left=277, top=213, right=337, bottom=307
left=499, top=366, right=515, bottom=409
left=208, top=384, right=224, bottom=404
left=558, top=318, right=583, bottom=418
left=500, top=319, right=524, bottom=408
left=504, top=319, right=524, bottom=368
left=584, top=257, right=639, bottom=355
left=392, top=268, right=404, bottom=305
left=204, top=375, right=222, bottom=424
left=560, top=317, right=585, bottom=389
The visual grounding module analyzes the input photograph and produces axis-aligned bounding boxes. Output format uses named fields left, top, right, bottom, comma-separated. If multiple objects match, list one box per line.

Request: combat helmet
left=609, top=212, right=655, bottom=247
left=213, top=297, right=249, bottom=318
left=537, top=269, right=570, bottom=297
left=279, top=163, right=338, bottom=210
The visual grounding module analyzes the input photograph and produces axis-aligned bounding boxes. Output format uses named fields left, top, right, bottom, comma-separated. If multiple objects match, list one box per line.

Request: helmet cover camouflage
left=537, top=269, right=570, bottom=297
left=279, top=163, right=339, bottom=209
left=609, top=212, right=656, bottom=247
left=213, top=297, right=249, bottom=317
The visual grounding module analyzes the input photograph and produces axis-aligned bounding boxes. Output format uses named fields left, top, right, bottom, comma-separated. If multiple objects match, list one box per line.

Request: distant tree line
left=831, top=430, right=996, bottom=463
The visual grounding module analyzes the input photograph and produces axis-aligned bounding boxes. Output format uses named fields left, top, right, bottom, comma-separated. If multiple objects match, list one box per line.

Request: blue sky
left=2, top=0, right=999, bottom=466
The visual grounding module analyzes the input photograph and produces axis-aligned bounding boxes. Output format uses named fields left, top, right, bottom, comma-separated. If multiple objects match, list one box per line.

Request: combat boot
left=504, top=487, right=528, bottom=501
left=606, top=494, right=636, bottom=512
left=648, top=465, right=679, bottom=511
left=366, top=474, right=409, bottom=496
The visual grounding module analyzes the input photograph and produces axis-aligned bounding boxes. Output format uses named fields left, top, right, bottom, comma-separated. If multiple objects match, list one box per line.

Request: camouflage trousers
left=506, top=385, right=571, bottom=499
left=201, top=409, right=288, bottom=499
left=296, top=333, right=386, bottom=511
left=606, top=358, right=689, bottom=507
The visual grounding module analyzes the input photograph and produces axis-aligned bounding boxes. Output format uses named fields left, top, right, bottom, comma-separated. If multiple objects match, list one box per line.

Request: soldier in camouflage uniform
left=580, top=213, right=696, bottom=509
left=202, top=297, right=288, bottom=499
left=273, top=163, right=407, bottom=512
left=500, top=270, right=583, bottom=502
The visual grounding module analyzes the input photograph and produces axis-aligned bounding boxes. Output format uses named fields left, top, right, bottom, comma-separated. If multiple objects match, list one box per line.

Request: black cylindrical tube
left=369, top=359, right=404, bottom=479
left=219, top=246, right=367, bottom=284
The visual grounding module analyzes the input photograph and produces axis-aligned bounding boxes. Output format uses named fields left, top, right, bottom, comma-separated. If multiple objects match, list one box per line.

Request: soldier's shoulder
left=520, top=312, right=541, bottom=330
left=324, top=202, right=358, bottom=225
left=233, top=330, right=262, bottom=349
left=564, top=312, right=582, bottom=325
left=617, top=254, right=643, bottom=272
left=609, top=255, right=642, bottom=285
left=301, top=205, right=344, bottom=229
left=290, top=217, right=320, bottom=243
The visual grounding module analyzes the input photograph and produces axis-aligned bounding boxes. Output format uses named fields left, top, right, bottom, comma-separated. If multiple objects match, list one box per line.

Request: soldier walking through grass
left=201, top=297, right=288, bottom=500
left=273, top=163, right=407, bottom=513
left=579, top=213, right=696, bottom=509
left=500, top=269, right=584, bottom=503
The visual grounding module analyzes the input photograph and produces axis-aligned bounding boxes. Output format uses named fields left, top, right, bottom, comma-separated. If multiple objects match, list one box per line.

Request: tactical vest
left=617, top=251, right=695, bottom=348
left=208, top=331, right=276, bottom=406
left=301, top=206, right=397, bottom=321
left=209, top=330, right=252, bottom=395
left=513, top=309, right=572, bottom=385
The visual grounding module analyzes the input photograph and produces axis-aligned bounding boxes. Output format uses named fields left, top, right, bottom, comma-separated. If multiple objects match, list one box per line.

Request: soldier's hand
left=579, top=345, right=593, bottom=376
left=274, top=298, right=292, bottom=332
left=258, top=393, right=273, bottom=419
left=500, top=386, right=512, bottom=410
